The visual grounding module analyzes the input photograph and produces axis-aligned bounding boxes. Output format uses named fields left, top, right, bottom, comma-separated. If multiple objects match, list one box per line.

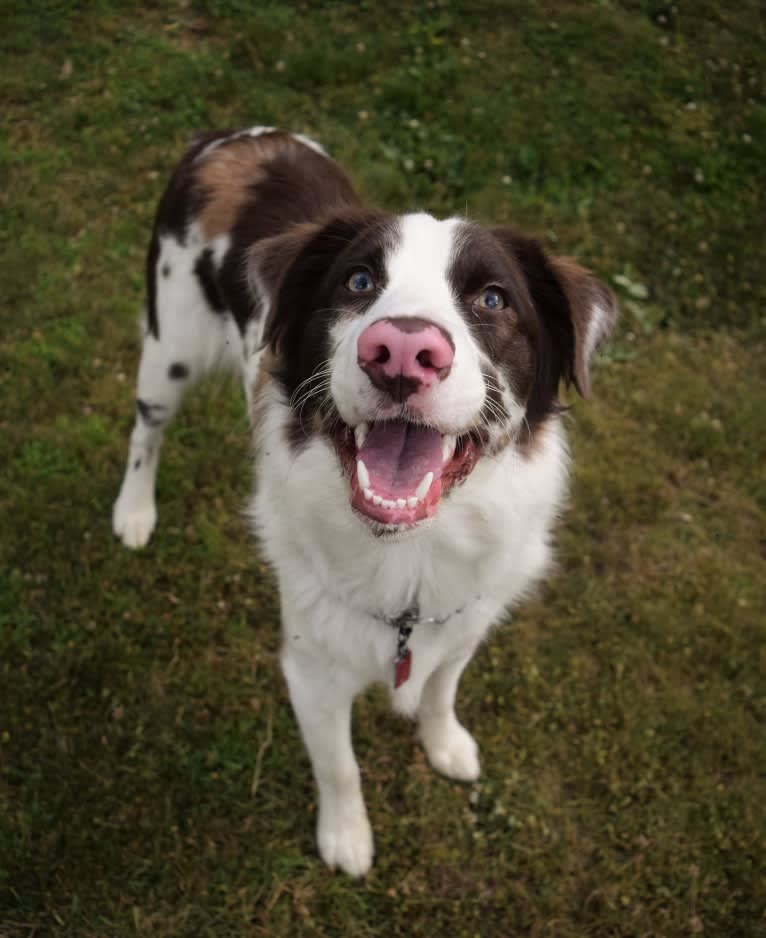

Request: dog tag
left=394, top=648, right=412, bottom=688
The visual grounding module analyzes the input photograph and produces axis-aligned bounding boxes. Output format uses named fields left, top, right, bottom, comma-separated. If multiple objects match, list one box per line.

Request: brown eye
left=475, top=287, right=507, bottom=311
left=346, top=269, right=375, bottom=293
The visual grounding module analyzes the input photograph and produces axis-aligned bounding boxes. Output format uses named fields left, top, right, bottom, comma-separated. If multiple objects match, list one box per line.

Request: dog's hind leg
left=112, top=326, right=193, bottom=548
left=113, top=231, right=241, bottom=548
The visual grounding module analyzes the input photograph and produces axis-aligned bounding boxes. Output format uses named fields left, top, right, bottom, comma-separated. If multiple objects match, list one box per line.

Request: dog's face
left=253, top=211, right=615, bottom=534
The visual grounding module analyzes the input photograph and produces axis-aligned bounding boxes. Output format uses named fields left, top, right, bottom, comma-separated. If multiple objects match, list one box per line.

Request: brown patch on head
left=493, top=231, right=617, bottom=403
left=449, top=223, right=543, bottom=424
left=249, top=210, right=398, bottom=450
left=254, top=209, right=397, bottom=359
left=448, top=223, right=616, bottom=454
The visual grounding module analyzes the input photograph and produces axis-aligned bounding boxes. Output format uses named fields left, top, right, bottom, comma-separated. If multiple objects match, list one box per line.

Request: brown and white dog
left=113, top=127, right=616, bottom=876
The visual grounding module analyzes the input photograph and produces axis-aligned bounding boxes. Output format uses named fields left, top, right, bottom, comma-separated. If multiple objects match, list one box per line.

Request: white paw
left=420, top=716, right=480, bottom=782
left=317, top=805, right=374, bottom=877
left=112, top=498, right=157, bottom=549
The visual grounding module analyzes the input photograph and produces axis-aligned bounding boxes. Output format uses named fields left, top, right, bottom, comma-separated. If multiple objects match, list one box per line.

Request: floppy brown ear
left=547, top=256, right=617, bottom=398
left=247, top=222, right=319, bottom=352
left=491, top=228, right=617, bottom=398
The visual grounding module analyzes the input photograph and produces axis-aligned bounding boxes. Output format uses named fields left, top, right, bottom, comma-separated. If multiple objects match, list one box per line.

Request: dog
left=113, top=126, right=616, bottom=876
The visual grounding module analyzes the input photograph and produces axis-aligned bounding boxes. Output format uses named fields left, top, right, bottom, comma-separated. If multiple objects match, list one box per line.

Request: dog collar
left=377, top=600, right=475, bottom=689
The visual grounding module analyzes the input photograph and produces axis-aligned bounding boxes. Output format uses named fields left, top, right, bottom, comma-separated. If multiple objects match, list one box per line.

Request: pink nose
left=357, top=317, right=454, bottom=402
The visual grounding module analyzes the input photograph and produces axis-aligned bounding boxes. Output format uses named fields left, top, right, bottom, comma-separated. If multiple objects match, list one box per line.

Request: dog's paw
left=317, top=805, right=374, bottom=877
left=112, top=499, right=157, bottom=549
left=420, top=716, right=480, bottom=782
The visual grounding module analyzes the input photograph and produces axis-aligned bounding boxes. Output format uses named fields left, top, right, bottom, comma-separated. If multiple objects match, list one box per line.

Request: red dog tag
left=394, top=648, right=412, bottom=688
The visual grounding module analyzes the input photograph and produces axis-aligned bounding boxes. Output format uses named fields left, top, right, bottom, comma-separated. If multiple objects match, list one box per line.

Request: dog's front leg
left=417, top=650, right=481, bottom=782
left=281, top=646, right=373, bottom=877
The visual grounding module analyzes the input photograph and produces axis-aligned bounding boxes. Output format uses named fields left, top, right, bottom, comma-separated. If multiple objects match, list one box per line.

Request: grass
left=1, top=0, right=764, bottom=934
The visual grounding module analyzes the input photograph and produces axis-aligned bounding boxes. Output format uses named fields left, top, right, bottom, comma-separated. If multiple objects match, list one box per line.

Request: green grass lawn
left=1, top=1, right=764, bottom=934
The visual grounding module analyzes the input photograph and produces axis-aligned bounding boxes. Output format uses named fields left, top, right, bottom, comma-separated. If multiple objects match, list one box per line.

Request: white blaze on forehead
left=329, top=212, right=496, bottom=435
left=376, top=213, right=461, bottom=317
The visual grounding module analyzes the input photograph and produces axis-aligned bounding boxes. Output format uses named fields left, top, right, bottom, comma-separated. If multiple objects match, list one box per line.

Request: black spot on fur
left=136, top=398, right=166, bottom=428
left=194, top=248, right=227, bottom=313
left=162, top=263, right=171, bottom=278
left=134, top=459, right=141, bottom=470
left=168, top=362, right=190, bottom=380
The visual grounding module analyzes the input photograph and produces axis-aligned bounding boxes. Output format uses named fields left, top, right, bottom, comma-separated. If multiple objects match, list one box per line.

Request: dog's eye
left=346, top=269, right=375, bottom=294
left=475, top=287, right=507, bottom=312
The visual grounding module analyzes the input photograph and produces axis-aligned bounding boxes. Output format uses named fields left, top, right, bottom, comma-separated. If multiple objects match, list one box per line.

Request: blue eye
left=476, top=287, right=506, bottom=311
left=346, top=269, right=375, bottom=293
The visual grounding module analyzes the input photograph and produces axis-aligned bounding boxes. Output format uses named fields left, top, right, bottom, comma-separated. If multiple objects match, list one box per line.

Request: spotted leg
left=112, top=328, right=198, bottom=548
left=113, top=224, right=247, bottom=549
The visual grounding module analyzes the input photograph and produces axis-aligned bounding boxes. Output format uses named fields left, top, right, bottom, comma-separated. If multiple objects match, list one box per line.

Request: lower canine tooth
left=363, top=488, right=373, bottom=501
left=356, top=459, right=370, bottom=490
left=415, top=471, right=434, bottom=501
left=442, top=434, right=456, bottom=464
left=373, top=494, right=382, bottom=505
left=354, top=423, right=369, bottom=449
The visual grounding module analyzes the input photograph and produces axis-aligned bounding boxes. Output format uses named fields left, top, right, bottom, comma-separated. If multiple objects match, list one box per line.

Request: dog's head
left=251, top=211, right=616, bottom=534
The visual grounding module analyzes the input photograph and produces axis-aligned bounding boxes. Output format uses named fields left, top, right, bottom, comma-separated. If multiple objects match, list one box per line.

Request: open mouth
left=334, top=419, right=483, bottom=531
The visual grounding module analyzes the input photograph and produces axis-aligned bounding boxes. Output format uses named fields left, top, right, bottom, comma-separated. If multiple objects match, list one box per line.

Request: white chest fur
left=251, top=388, right=569, bottom=714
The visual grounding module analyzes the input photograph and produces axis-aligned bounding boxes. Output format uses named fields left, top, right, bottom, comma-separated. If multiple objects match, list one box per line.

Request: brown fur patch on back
left=196, top=132, right=320, bottom=241
left=195, top=136, right=266, bottom=240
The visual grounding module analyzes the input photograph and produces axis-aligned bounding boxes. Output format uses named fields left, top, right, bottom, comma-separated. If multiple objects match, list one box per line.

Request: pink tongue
left=358, top=421, right=443, bottom=497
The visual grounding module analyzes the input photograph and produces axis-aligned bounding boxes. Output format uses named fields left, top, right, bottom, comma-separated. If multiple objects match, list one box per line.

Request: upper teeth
left=356, top=459, right=370, bottom=490
left=415, top=471, right=434, bottom=501
left=354, top=422, right=369, bottom=449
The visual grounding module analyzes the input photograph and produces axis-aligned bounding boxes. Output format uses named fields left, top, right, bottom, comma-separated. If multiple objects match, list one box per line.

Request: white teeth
left=356, top=459, right=370, bottom=490
left=360, top=469, right=434, bottom=512
left=354, top=422, right=369, bottom=449
left=441, top=434, right=456, bottom=465
left=415, top=471, right=434, bottom=502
